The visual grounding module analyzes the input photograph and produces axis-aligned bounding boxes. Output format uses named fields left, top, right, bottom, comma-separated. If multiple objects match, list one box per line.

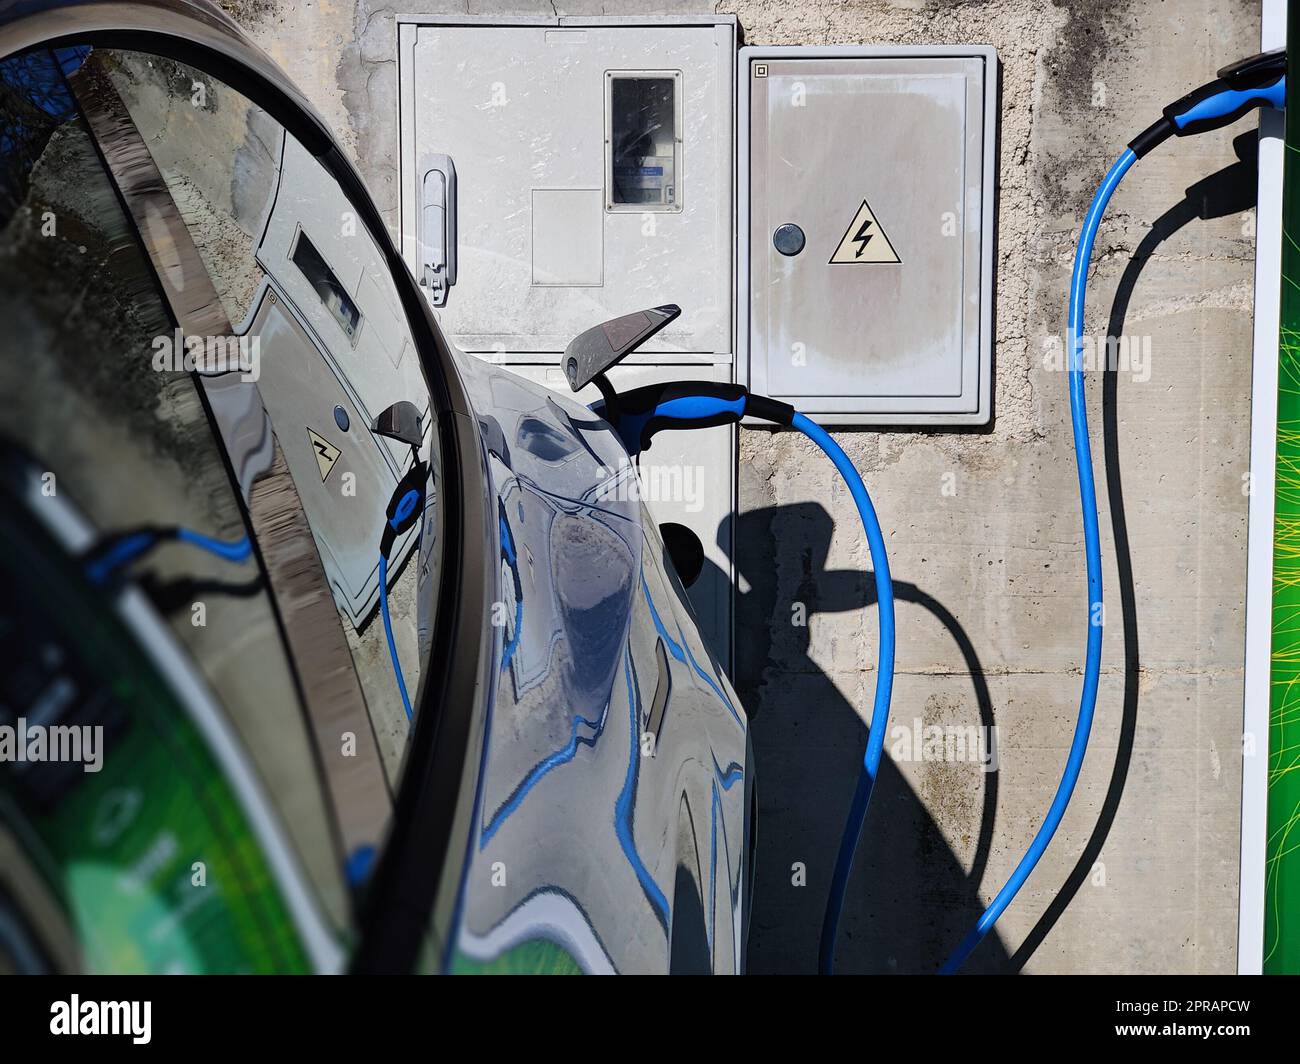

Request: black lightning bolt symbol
left=852, top=217, right=874, bottom=259
left=314, top=440, right=331, bottom=459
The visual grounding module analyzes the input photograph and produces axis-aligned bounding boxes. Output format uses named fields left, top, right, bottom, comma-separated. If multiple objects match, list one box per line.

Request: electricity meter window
left=606, top=71, right=683, bottom=212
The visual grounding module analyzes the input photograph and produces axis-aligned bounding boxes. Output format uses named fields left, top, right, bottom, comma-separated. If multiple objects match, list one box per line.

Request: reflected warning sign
left=829, top=198, right=901, bottom=264
left=308, top=428, right=341, bottom=481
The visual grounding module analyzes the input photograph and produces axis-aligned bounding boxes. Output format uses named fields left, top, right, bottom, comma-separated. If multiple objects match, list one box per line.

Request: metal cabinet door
left=403, top=20, right=734, bottom=359
left=746, top=51, right=994, bottom=422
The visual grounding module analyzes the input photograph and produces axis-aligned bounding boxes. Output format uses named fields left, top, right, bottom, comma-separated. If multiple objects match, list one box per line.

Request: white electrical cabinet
left=397, top=21, right=1000, bottom=668
left=397, top=14, right=738, bottom=668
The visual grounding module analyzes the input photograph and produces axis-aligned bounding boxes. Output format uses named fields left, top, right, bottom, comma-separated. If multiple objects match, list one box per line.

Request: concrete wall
left=224, top=0, right=1263, bottom=972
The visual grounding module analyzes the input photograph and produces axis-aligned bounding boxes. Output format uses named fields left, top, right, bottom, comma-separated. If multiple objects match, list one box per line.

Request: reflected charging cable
left=379, top=458, right=428, bottom=722
left=940, top=49, right=1286, bottom=974
left=599, top=381, right=894, bottom=975
left=84, top=525, right=252, bottom=586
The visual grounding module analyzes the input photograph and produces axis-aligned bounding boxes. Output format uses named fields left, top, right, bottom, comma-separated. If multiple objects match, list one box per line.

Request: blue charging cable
left=794, top=413, right=896, bottom=975
left=940, top=148, right=1133, bottom=974
left=601, top=383, right=894, bottom=975
left=941, top=59, right=1285, bottom=973
left=85, top=526, right=251, bottom=585
left=379, top=550, right=413, bottom=721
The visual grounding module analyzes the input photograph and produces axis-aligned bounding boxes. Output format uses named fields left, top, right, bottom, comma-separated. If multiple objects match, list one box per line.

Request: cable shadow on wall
left=1008, top=130, right=1259, bottom=972
left=716, top=502, right=1008, bottom=973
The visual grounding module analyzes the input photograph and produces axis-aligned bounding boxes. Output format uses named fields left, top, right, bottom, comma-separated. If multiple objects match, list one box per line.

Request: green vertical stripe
left=1266, top=3, right=1300, bottom=974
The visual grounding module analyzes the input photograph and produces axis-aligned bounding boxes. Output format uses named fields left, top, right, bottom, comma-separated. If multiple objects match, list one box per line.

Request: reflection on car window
left=98, top=51, right=281, bottom=327
left=290, top=229, right=364, bottom=345
left=0, top=45, right=442, bottom=974
left=100, top=50, right=439, bottom=782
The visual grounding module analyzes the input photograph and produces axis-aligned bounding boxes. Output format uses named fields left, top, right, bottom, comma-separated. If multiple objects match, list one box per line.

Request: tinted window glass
left=100, top=49, right=439, bottom=781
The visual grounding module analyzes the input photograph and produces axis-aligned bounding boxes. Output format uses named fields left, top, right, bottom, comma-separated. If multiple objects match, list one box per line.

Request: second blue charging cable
left=941, top=53, right=1285, bottom=973
left=940, top=148, right=1133, bottom=974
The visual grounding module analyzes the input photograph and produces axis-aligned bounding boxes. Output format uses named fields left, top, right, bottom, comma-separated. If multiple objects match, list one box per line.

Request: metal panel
left=1240, top=0, right=1287, bottom=977
left=398, top=17, right=735, bottom=361
left=740, top=46, right=997, bottom=425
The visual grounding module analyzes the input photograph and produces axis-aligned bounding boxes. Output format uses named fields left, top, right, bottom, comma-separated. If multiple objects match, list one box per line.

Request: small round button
left=773, top=223, right=806, bottom=257
left=334, top=405, right=350, bottom=432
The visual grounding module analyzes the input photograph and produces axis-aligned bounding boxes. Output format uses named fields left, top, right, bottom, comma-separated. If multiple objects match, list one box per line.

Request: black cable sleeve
left=1128, top=116, right=1174, bottom=159
left=745, top=393, right=796, bottom=426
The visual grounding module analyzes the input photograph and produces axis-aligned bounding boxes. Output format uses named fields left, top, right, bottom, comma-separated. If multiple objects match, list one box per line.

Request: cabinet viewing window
left=606, top=71, right=682, bottom=212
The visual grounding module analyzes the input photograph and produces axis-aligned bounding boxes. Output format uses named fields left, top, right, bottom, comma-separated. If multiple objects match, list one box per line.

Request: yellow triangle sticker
left=308, top=428, right=341, bottom=481
left=829, top=198, right=901, bottom=264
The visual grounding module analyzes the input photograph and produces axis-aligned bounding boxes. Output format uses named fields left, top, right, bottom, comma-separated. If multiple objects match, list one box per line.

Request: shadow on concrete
left=1008, top=130, right=1260, bottom=971
left=707, top=503, right=1009, bottom=974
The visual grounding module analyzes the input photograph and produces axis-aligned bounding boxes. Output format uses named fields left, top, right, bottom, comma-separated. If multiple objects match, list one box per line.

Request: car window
left=0, top=44, right=442, bottom=973
left=97, top=48, right=439, bottom=781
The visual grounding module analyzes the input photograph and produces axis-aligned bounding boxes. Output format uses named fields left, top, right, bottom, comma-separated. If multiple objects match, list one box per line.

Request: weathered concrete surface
left=223, top=0, right=1262, bottom=972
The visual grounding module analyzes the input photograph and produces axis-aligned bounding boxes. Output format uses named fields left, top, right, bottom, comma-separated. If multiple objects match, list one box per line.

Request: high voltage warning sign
left=308, top=427, right=341, bottom=481
left=829, top=198, right=901, bottom=264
